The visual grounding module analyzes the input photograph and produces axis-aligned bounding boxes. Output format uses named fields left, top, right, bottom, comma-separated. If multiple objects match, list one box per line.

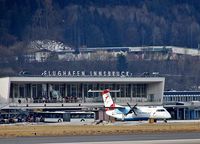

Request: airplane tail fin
left=102, top=89, right=115, bottom=108
left=88, top=89, right=120, bottom=109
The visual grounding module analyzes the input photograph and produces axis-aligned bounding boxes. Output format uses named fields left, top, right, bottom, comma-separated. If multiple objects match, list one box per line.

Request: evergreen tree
left=116, top=53, right=128, bottom=72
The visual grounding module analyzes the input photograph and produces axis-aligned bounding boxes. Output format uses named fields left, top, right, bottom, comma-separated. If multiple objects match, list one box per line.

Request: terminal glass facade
left=163, top=91, right=200, bottom=103
left=164, top=91, right=200, bottom=120
left=9, top=83, right=147, bottom=103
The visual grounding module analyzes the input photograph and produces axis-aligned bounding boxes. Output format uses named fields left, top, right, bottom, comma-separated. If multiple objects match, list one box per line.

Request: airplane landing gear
left=149, top=118, right=157, bottom=123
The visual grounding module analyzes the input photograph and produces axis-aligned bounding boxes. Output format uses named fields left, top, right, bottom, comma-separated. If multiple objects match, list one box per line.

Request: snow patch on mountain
left=29, top=40, right=71, bottom=52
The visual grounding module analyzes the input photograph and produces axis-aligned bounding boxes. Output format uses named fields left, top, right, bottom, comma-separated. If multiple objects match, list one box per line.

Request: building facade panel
left=0, top=77, right=10, bottom=104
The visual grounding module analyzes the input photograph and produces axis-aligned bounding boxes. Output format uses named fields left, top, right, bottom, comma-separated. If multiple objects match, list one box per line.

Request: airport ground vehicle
left=70, top=111, right=95, bottom=122
left=34, top=111, right=70, bottom=122
left=34, top=111, right=95, bottom=123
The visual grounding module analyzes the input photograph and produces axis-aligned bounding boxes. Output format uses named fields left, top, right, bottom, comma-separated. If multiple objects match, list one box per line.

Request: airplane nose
left=166, top=112, right=171, bottom=119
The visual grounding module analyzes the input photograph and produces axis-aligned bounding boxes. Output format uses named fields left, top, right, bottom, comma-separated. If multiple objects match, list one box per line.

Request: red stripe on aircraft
left=102, top=89, right=110, bottom=95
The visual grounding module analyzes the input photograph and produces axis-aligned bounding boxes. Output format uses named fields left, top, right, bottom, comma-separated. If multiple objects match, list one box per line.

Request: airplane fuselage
left=106, top=106, right=171, bottom=121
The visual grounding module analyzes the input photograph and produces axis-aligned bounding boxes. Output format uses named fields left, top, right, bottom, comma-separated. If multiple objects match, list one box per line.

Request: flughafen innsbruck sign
left=41, top=70, right=133, bottom=77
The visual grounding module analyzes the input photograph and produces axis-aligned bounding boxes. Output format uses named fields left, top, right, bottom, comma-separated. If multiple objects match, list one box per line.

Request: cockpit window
left=156, top=109, right=165, bottom=112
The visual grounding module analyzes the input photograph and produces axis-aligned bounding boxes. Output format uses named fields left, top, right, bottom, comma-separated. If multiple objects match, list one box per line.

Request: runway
left=42, top=139, right=200, bottom=144
left=0, top=132, right=200, bottom=144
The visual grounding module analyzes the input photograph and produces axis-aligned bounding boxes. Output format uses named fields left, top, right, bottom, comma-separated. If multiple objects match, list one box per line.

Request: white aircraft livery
left=101, top=89, right=171, bottom=122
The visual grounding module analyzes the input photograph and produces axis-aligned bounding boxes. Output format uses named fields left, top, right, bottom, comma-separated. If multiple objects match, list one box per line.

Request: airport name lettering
left=41, top=70, right=132, bottom=77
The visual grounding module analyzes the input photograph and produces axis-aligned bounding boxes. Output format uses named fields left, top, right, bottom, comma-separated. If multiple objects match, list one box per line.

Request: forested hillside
left=1, top=0, right=200, bottom=90
left=1, top=0, right=200, bottom=48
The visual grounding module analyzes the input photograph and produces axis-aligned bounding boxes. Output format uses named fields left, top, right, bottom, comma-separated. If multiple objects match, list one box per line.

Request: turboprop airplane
left=101, top=89, right=171, bottom=122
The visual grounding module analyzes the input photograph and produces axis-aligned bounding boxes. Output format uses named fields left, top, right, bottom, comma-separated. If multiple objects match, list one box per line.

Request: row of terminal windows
left=10, top=83, right=147, bottom=103
left=164, top=95, right=200, bottom=102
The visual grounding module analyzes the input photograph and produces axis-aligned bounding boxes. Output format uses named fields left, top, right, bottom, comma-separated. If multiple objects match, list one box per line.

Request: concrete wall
left=9, top=76, right=165, bottom=83
left=146, top=81, right=164, bottom=105
left=0, top=77, right=10, bottom=104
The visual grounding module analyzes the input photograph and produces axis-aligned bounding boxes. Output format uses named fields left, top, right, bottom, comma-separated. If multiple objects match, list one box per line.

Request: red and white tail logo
left=102, top=89, right=115, bottom=108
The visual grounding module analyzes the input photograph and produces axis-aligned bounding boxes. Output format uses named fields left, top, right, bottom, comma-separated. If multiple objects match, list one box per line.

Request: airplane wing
left=104, top=104, right=125, bottom=109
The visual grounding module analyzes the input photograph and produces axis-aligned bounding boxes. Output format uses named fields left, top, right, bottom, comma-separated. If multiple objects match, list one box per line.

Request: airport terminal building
left=1, top=71, right=200, bottom=121
left=163, top=91, right=200, bottom=120
left=0, top=71, right=165, bottom=110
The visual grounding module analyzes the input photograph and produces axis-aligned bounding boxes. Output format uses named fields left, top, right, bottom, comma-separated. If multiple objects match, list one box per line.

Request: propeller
left=126, top=103, right=138, bottom=116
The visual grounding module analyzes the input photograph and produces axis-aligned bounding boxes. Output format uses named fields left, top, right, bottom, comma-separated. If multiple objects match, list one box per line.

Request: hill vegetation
left=1, top=0, right=200, bottom=90
left=1, top=0, right=200, bottom=48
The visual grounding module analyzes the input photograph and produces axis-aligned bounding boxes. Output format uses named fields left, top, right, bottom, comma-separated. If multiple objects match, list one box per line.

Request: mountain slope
left=1, top=0, right=200, bottom=49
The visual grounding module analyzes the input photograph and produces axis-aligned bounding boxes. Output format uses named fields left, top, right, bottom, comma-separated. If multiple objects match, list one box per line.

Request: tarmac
left=0, top=132, right=200, bottom=144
